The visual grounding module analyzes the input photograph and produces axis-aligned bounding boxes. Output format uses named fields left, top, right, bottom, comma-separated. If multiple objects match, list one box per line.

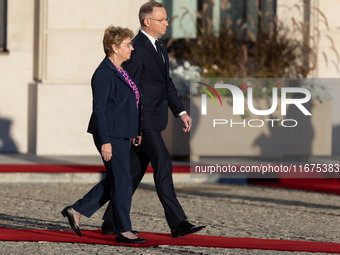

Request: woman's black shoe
left=101, top=220, right=139, bottom=235
left=61, top=206, right=82, bottom=237
left=115, top=233, right=146, bottom=244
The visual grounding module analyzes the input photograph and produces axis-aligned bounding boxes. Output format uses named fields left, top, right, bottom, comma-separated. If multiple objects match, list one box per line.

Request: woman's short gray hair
left=103, top=25, right=134, bottom=56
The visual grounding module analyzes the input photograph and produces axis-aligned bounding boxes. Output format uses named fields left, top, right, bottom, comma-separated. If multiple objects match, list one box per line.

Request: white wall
left=315, top=1, right=340, bottom=78
left=277, top=0, right=340, bottom=154
left=0, top=0, right=146, bottom=155
left=33, top=0, right=146, bottom=155
left=277, top=0, right=340, bottom=78
left=0, top=0, right=35, bottom=152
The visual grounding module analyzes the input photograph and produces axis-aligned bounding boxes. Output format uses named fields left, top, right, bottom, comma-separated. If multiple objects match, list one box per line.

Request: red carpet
left=0, top=165, right=189, bottom=173
left=252, top=178, right=340, bottom=195
left=1, top=227, right=340, bottom=253
left=2, top=164, right=340, bottom=194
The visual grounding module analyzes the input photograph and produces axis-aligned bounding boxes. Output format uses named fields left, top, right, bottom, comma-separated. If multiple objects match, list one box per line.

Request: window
left=195, top=0, right=277, bottom=40
left=220, top=0, right=277, bottom=40
left=0, top=0, right=7, bottom=52
left=159, top=0, right=277, bottom=40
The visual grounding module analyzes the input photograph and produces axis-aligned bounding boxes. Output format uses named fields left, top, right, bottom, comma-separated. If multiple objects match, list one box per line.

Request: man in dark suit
left=101, top=1, right=206, bottom=238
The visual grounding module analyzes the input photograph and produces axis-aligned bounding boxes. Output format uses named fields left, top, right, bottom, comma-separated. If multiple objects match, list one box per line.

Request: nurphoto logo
left=197, top=82, right=312, bottom=128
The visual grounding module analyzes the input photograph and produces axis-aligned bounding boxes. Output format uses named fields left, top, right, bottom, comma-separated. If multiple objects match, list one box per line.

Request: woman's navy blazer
left=87, top=56, right=141, bottom=145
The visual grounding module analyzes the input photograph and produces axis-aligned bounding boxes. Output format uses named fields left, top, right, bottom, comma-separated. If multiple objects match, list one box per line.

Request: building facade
left=0, top=0, right=339, bottom=155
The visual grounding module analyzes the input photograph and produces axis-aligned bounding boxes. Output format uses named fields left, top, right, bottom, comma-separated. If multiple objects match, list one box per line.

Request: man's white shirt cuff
left=178, top=111, right=187, bottom=117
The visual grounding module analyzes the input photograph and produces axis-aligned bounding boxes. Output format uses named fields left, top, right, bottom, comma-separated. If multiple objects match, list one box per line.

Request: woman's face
left=114, top=37, right=134, bottom=62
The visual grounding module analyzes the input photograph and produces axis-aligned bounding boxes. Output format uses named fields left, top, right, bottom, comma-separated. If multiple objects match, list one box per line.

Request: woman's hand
left=101, top=143, right=112, bottom=161
left=131, top=135, right=142, bottom=146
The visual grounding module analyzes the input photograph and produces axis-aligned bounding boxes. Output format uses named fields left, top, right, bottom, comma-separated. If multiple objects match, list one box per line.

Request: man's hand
left=101, top=143, right=112, bottom=161
left=131, top=135, right=142, bottom=146
left=180, top=113, right=192, bottom=132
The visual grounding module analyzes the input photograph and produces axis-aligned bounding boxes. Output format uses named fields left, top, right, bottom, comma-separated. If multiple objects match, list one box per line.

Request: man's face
left=147, top=7, right=168, bottom=38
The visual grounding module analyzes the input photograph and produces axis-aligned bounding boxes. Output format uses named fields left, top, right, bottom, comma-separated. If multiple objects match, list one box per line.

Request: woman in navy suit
left=61, top=26, right=145, bottom=244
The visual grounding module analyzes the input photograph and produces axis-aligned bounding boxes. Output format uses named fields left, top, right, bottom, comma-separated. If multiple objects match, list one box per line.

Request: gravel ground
left=0, top=182, right=340, bottom=254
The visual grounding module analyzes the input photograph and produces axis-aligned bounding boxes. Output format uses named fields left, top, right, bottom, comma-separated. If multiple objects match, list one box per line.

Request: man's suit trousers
left=103, top=129, right=187, bottom=228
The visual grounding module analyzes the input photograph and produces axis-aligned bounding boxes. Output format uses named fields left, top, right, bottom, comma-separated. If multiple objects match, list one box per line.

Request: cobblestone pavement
left=1, top=182, right=340, bottom=254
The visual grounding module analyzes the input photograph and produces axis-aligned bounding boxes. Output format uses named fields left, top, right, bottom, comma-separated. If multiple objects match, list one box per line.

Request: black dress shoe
left=101, top=220, right=139, bottom=235
left=115, top=233, right=146, bottom=244
left=171, top=220, right=206, bottom=238
left=61, top=206, right=82, bottom=237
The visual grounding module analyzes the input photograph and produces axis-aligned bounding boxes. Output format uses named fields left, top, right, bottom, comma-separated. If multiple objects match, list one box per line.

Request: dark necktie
left=155, top=40, right=164, bottom=64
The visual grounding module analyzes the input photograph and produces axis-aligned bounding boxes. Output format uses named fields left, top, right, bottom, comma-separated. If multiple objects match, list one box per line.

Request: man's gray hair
left=139, top=1, right=164, bottom=27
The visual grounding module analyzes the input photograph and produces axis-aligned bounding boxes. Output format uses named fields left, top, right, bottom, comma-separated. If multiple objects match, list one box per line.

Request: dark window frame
left=0, top=0, right=8, bottom=52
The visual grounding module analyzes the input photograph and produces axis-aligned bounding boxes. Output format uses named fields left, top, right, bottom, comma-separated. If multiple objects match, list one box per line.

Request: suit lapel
left=103, top=57, right=135, bottom=92
left=140, top=32, right=167, bottom=79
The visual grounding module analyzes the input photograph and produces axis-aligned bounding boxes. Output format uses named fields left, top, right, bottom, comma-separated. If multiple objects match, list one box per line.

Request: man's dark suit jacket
left=87, top=56, right=141, bottom=145
left=123, top=30, right=185, bottom=131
